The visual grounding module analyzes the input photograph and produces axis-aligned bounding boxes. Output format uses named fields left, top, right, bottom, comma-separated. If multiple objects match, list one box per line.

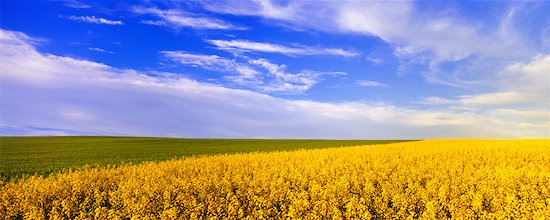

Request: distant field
left=0, top=136, right=411, bottom=180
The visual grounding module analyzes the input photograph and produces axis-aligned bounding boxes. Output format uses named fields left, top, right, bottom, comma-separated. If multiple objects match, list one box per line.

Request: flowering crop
left=0, top=136, right=406, bottom=181
left=1, top=140, right=549, bottom=219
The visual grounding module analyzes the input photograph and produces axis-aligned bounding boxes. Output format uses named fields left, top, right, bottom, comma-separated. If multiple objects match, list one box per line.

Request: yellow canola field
left=1, top=139, right=550, bottom=219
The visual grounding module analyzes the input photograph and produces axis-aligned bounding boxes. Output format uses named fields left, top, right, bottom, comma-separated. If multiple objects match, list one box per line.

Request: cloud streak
left=206, top=39, right=358, bottom=57
left=357, top=80, right=387, bottom=87
left=132, top=7, right=245, bottom=30
left=88, top=47, right=114, bottom=54
left=62, top=15, right=123, bottom=25
left=63, top=0, right=91, bottom=9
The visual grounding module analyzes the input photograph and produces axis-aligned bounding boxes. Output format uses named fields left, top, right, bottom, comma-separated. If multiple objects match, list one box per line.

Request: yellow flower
left=0, top=140, right=549, bottom=219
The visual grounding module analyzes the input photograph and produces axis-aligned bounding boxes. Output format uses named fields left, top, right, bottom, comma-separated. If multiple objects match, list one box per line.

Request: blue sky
left=1, top=0, right=549, bottom=138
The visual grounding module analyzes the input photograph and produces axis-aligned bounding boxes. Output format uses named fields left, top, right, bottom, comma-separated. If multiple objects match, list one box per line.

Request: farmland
left=1, top=139, right=549, bottom=219
left=0, top=136, right=408, bottom=180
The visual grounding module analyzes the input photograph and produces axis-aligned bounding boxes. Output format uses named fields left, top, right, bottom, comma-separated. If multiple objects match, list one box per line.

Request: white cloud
left=162, top=51, right=332, bottom=93
left=491, top=109, right=549, bottom=120
left=335, top=2, right=546, bottom=89
left=499, top=54, right=550, bottom=97
left=201, top=1, right=548, bottom=113
left=422, top=54, right=550, bottom=107
left=202, top=1, right=494, bottom=59
left=201, top=1, right=548, bottom=90
left=88, top=47, right=114, bottom=54
left=423, top=90, right=541, bottom=107
left=366, top=56, right=384, bottom=65
left=206, top=39, right=358, bottom=57
left=63, top=0, right=91, bottom=9
left=414, top=53, right=549, bottom=137
left=459, top=91, right=528, bottom=106
left=356, top=80, right=387, bottom=87
left=161, top=50, right=260, bottom=83
left=201, top=0, right=301, bottom=21
left=336, top=2, right=520, bottom=62
left=209, top=1, right=532, bottom=62
left=62, top=15, right=123, bottom=25
left=132, top=7, right=245, bottom=30
left=161, top=51, right=248, bottom=73
left=3, top=29, right=546, bottom=138
left=248, top=58, right=318, bottom=92
left=420, top=96, right=458, bottom=105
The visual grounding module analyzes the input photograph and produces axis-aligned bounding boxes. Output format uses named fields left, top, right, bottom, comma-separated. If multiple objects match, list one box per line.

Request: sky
left=0, top=0, right=549, bottom=139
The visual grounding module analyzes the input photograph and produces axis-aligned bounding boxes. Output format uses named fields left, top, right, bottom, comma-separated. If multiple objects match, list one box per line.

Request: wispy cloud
left=201, top=1, right=547, bottom=89
left=204, top=1, right=528, bottom=61
left=63, top=0, right=91, bottom=9
left=335, top=2, right=513, bottom=62
left=160, top=51, right=259, bottom=80
left=248, top=58, right=319, bottom=93
left=161, top=51, right=328, bottom=93
left=492, top=109, right=550, bottom=119
left=420, top=96, right=457, bottom=105
left=357, top=80, right=387, bottom=87
left=161, top=51, right=236, bottom=69
left=132, top=7, right=245, bottom=30
left=206, top=39, right=358, bottom=57
left=415, top=53, right=549, bottom=138
left=422, top=54, right=550, bottom=107
left=62, top=15, right=123, bottom=25
left=422, top=92, right=535, bottom=106
left=460, top=91, right=528, bottom=106
left=200, top=0, right=305, bottom=22
left=365, top=56, right=384, bottom=65
left=1, top=29, right=548, bottom=138
left=88, top=47, right=114, bottom=54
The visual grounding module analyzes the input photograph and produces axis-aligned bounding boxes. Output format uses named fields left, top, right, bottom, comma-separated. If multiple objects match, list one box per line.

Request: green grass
left=0, top=136, right=413, bottom=180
